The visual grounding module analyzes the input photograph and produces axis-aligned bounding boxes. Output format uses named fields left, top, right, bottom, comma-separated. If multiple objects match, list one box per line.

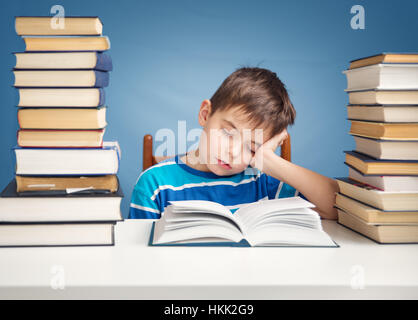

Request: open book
left=150, top=197, right=338, bottom=247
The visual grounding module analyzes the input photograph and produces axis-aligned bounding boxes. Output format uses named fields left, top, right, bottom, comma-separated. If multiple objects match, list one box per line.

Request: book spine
left=95, top=52, right=113, bottom=71
left=94, top=71, right=109, bottom=88
left=17, top=108, right=21, bottom=128
left=98, top=88, right=105, bottom=106
left=16, top=130, right=20, bottom=147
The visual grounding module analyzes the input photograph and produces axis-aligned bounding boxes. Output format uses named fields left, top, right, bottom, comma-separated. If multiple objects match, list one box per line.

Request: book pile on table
left=335, top=53, right=418, bottom=243
left=0, top=16, right=123, bottom=247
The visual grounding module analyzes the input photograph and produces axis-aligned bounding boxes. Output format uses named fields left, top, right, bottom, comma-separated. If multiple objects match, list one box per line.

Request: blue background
left=0, top=0, right=417, bottom=218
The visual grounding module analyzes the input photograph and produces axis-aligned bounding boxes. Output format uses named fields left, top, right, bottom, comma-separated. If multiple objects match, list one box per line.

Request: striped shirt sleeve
left=128, top=176, right=161, bottom=219
left=265, top=174, right=307, bottom=200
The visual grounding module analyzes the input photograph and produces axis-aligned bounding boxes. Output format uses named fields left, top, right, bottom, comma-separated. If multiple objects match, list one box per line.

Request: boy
left=129, top=67, right=339, bottom=220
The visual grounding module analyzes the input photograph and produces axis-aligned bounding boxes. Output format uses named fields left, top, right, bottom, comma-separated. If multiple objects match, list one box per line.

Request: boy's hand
left=249, top=129, right=288, bottom=170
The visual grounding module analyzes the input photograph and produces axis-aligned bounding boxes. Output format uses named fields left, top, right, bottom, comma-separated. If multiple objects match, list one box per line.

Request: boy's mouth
left=217, top=158, right=232, bottom=170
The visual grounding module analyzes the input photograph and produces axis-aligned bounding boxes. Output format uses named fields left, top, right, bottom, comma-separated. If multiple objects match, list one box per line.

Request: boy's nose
left=228, top=140, right=242, bottom=163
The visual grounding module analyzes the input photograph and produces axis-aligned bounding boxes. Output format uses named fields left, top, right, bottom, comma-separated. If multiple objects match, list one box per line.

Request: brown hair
left=209, top=67, right=296, bottom=138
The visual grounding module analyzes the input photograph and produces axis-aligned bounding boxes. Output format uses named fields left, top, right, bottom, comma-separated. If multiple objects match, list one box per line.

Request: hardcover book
left=14, top=141, right=120, bottom=175
left=0, top=178, right=123, bottom=223
left=150, top=197, right=338, bottom=247
left=343, top=64, right=418, bottom=91
left=13, top=51, right=113, bottom=71
left=337, top=208, right=418, bottom=244
left=347, top=164, right=418, bottom=192
left=335, top=177, right=418, bottom=211
left=16, top=88, right=105, bottom=107
left=23, top=36, right=110, bottom=52
left=15, top=16, right=103, bottom=36
left=347, top=89, right=418, bottom=105
left=347, top=105, right=418, bottom=122
left=349, top=120, right=418, bottom=140
left=344, top=150, right=418, bottom=175
left=17, top=106, right=107, bottom=129
left=352, top=135, right=418, bottom=160
left=13, top=70, right=109, bottom=88
left=335, top=193, right=418, bottom=224
left=15, top=174, right=118, bottom=192
left=349, top=53, right=418, bottom=69
left=0, top=222, right=116, bottom=247
left=17, top=129, right=105, bottom=148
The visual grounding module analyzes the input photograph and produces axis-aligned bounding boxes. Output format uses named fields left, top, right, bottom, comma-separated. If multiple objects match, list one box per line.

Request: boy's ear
left=198, top=99, right=212, bottom=126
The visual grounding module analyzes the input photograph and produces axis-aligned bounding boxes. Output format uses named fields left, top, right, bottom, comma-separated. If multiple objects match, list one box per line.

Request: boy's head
left=195, top=67, right=296, bottom=176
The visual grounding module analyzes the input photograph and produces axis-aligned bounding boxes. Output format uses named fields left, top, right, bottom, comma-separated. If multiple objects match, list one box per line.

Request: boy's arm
left=251, top=130, right=340, bottom=220
left=129, top=173, right=162, bottom=219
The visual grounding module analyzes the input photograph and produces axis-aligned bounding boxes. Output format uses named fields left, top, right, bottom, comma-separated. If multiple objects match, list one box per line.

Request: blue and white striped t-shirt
left=128, top=154, right=305, bottom=219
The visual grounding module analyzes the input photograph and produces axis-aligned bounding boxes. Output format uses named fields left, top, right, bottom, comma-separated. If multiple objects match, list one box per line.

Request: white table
left=0, top=220, right=417, bottom=299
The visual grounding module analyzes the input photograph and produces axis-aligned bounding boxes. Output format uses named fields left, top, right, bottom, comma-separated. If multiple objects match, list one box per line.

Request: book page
left=167, top=200, right=246, bottom=232
left=168, top=200, right=233, bottom=217
left=247, top=224, right=336, bottom=247
left=235, top=197, right=315, bottom=227
left=153, top=219, right=244, bottom=244
left=152, top=201, right=245, bottom=245
left=232, top=197, right=336, bottom=246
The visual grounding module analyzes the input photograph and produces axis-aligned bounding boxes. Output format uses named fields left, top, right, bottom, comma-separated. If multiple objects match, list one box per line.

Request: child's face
left=197, top=101, right=272, bottom=176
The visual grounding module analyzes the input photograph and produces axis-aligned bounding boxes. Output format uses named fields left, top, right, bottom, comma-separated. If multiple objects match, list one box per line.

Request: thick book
left=347, top=89, right=418, bottom=105
left=335, top=177, right=418, bottom=211
left=13, top=51, right=112, bottom=71
left=347, top=105, right=418, bottom=122
left=343, top=63, right=418, bottom=91
left=344, top=150, right=418, bottom=175
left=17, top=129, right=105, bottom=148
left=343, top=64, right=418, bottom=91
left=17, top=88, right=105, bottom=107
left=150, top=197, right=337, bottom=247
left=337, top=208, right=418, bottom=244
left=349, top=120, right=418, bottom=140
left=347, top=164, right=418, bottom=192
left=15, top=16, right=103, bottom=36
left=18, top=107, right=107, bottom=129
left=0, top=222, right=116, bottom=247
left=353, top=135, right=418, bottom=160
left=16, top=174, right=118, bottom=192
left=0, top=178, right=123, bottom=223
left=349, top=53, right=418, bottom=70
left=14, top=141, right=120, bottom=175
left=23, top=36, right=110, bottom=52
left=335, top=193, right=418, bottom=224
left=13, top=70, right=109, bottom=88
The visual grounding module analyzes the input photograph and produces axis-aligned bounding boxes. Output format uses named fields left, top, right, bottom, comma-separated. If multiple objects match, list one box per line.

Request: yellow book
left=349, top=120, right=418, bottom=140
left=15, top=16, right=103, bottom=35
left=18, top=107, right=107, bottom=129
left=23, top=36, right=110, bottom=51
left=337, top=208, right=418, bottom=243
left=345, top=151, right=418, bottom=175
left=335, top=193, right=418, bottom=224
left=349, top=53, right=418, bottom=69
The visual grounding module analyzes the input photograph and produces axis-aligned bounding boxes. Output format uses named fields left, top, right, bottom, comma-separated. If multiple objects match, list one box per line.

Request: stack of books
left=336, top=53, right=418, bottom=243
left=0, top=16, right=123, bottom=247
